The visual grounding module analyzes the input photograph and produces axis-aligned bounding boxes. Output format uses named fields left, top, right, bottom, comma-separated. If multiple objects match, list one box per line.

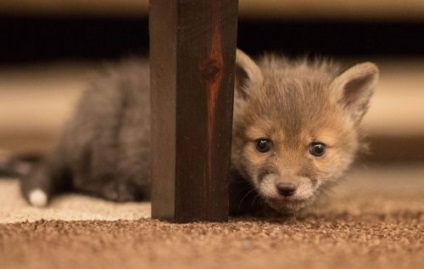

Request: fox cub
left=17, top=49, right=378, bottom=215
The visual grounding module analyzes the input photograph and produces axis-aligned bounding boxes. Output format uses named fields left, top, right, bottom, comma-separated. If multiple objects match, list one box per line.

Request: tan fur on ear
left=331, top=62, right=379, bottom=123
left=235, top=49, right=264, bottom=99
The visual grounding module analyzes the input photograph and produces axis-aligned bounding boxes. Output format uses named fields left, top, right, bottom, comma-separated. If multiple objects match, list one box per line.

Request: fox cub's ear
left=234, top=49, right=263, bottom=100
left=331, top=62, right=379, bottom=123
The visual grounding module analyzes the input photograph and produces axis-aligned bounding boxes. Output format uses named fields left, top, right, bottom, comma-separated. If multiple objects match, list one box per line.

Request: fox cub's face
left=232, top=50, right=379, bottom=212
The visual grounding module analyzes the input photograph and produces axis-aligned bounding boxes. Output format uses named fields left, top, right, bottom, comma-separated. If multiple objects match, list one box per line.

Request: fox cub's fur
left=18, top=50, right=378, bottom=215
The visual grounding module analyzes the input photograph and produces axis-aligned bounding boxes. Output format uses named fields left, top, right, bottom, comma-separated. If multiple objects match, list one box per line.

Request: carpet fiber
left=1, top=165, right=423, bottom=269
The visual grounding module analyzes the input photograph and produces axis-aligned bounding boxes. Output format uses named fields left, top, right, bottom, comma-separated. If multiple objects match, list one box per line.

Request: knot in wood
left=201, top=61, right=222, bottom=82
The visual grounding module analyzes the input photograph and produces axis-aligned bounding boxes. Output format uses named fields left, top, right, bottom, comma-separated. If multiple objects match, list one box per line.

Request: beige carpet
left=0, top=180, right=150, bottom=223
left=1, top=165, right=423, bottom=269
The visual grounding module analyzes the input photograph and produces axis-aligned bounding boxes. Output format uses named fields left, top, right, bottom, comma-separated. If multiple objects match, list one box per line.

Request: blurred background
left=0, top=0, right=424, bottom=165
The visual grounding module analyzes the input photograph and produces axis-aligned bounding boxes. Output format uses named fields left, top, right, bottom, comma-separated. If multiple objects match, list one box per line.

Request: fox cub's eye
left=309, top=142, right=326, bottom=157
left=255, top=139, right=272, bottom=153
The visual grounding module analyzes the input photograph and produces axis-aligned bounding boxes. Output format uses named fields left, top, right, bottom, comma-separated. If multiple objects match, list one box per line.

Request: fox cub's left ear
left=331, top=62, right=379, bottom=123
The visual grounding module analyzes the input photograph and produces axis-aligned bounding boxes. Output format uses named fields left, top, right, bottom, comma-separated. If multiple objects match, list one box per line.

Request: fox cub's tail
left=0, top=151, right=69, bottom=207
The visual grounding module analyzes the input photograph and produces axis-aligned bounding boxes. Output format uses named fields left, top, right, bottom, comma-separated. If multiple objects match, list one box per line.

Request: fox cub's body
left=19, top=50, right=378, bottom=215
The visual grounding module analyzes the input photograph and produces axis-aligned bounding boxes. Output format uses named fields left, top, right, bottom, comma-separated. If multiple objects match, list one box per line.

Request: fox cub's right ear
left=235, top=49, right=263, bottom=100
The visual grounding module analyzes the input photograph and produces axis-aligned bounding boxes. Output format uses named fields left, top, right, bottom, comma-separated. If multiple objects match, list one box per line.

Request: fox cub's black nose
left=276, top=182, right=296, bottom=197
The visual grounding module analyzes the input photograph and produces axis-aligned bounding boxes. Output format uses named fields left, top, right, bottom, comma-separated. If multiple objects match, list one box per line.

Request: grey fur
left=21, top=59, right=151, bottom=202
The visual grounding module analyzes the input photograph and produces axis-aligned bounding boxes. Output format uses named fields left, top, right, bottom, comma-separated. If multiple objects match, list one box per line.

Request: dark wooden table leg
left=149, top=0, right=238, bottom=222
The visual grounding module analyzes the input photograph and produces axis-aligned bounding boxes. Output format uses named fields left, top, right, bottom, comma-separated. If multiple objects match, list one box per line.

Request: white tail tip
left=29, top=189, right=48, bottom=207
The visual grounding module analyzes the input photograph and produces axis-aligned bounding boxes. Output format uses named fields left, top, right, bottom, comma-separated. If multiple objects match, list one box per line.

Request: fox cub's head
left=232, top=49, right=379, bottom=212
